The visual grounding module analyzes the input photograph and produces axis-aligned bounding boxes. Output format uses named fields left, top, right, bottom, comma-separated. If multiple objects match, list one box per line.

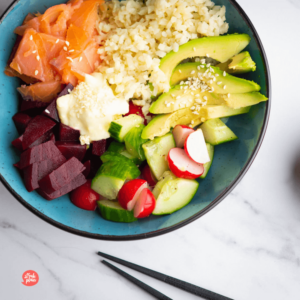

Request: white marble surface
left=1, top=0, right=300, bottom=299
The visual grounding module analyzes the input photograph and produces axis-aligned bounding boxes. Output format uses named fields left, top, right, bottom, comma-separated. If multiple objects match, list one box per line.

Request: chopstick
left=97, top=251, right=233, bottom=300
left=101, top=260, right=172, bottom=300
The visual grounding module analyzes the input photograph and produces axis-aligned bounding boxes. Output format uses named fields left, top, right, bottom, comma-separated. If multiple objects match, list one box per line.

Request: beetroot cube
left=59, top=123, right=80, bottom=142
left=58, top=83, right=74, bottom=98
left=82, top=160, right=91, bottom=178
left=22, top=115, right=56, bottom=150
left=55, top=142, right=87, bottom=161
left=92, top=140, right=106, bottom=156
left=38, top=173, right=86, bottom=201
left=38, top=157, right=85, bottom=194
left=19, top=141, right=63, bottom=169
left=23, top=153, right=66, bottom=192
left=20, top=99, right=48, bottom=112
left=12, top=113, right=32, bottom=134
left=50, top=134, right=56, bottom=143
left=42, top=99, right=59, bottom=122
left=11, top=135, right=24, bottom=151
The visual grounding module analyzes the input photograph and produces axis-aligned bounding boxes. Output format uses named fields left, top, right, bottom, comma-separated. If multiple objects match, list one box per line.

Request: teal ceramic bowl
left=0, top=0, right=270, bottom=240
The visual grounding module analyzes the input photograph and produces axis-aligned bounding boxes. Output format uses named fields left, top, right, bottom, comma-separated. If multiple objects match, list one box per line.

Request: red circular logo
left=22, top=270, right=39, bottom=286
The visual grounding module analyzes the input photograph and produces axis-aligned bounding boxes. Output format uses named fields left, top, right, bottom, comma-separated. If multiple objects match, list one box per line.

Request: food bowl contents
left=7, top=0, right=268, bottom=222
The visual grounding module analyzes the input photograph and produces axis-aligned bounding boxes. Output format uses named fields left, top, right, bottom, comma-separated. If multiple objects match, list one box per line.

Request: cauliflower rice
left=96, top=0, right=229, bottom=120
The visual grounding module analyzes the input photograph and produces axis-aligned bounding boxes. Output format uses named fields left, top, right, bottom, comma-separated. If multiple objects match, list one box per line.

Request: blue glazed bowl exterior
left=0, top=0, right=270, bottom=240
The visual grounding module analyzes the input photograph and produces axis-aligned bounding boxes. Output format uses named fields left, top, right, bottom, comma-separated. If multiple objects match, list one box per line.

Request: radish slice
left=167, top=148, right=204, bottom=179
left=134, top=188, right=156, bottom=218
left=172, top=125, right=195, bottom=148
left=184, top=129, right=210, bottom=164
left=142, top=165, right=157, bottom=187
left=118, top=179, right=148, bottom=211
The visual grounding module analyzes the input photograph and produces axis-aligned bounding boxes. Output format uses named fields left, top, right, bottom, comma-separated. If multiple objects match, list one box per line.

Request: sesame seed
left=171, top=94, right=175, bottom=97
left=30, top=35, right=33, bottom=41
left=228, top=93, right=231, bottom=98
left=217, top=81, right=222, bottom=85
left=66, top=57, right=73, bottom=62
left=65, top=41, right=70, bottom=46
left=56, top=39, right=59, bottom=44
left=45, top=109, right=50, bottom=114
left=191, top=70, right=195, bottom=75
left=206, top=53, right=210, bottom=57
left=189, top=125, right=193, bottom=128
left=68, top=89, right=71, bottom=93
left=193, top=47, right=196, bottom=51
left=195, top=94, right=200, bottom=97
left=203, top=96, right=208, bottom=101
left=36, top=56, right=40, bottom=61
left=192, top=111, right=199, bottom=115
left=197, top=66, right=201, bottom=71
left=79, top=57, right=83, bottom=62
left=191, top=92, right=194, bottom=95
left=201, top=65, right=205, bottom=68
left=32, top=50, right=37, bottom=54
left=223, top=85, right=227, bottom=90
left=215, top=74, right=219, bottom=77
left=223, top=71, right=227, bottom=77
left=63, top=47, right=68, bottom=51
left=179, top=69, right=182, bottom=73
left=166, top=103, right=171, bottom=107
left=35, top=70, right=38, bottom=76
left=206, top=63, right=211, bottom=68
left=190, top=106, right=195, bottom=110
left=191, top=120, right=194, bottom=124
left=176, top=96, right=181, bottom=100
left=69, top=49, right=75, bottom=53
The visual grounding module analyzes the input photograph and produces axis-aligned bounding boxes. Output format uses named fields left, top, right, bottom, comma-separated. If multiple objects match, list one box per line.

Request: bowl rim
left=0, top=0, right=271, bottom=241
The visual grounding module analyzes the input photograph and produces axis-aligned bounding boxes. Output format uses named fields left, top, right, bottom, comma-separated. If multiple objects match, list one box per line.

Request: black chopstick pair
left=97, top=251, right=233, bottom=300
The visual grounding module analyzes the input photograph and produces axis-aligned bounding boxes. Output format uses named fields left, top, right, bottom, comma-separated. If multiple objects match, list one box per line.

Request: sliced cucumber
left=98, top=200, right=137, bottom=223
left=124, top=124, right=148, bottom=161
left=92, top=153, right=140, bottom=199
left=152, top=172, right=199, bottom=215
left=200, top=118, right=237, bottom=145
left=109, top=115, right=144, bottom=142
left=200, top=143, right=214, bottom=179
left=108, top=141, right=141, bottom=164
left=142, top=133, right=175, bottom=181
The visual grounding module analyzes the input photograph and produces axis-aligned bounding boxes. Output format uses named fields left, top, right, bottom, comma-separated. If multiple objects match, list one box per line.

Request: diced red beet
left=19, top=141, right=64, bottom=169
left=23, top=153, right=66, bottom=192
left=37, top=173, right=87, bottom=201
left=82, top=160, right=91, bottom=178
left=20, top=99, right=49, bottom=112
left=82, top=146, right=102, bottom=178
left=12, top=113, right=32, bottom=134
left=22, top=115, right=56, bottom=150
left=58, top=83, right=74, bottom=98
left=92, top=140, right=106, bottom=156
left=38, top=157, right=85, bottom=194
left=42, top=99, right=59, bottom=122
left=55, top=142, right=87, bottom=161
left=50, top=134, right=56, bottom=143
left=12, top=135, right=23, bottom=151
left=59, top=123, right=80, bottom=142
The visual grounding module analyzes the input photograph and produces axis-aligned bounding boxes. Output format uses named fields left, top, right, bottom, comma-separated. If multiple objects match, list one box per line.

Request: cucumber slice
left=124, top=124, right=148, bottom=161
left=200, top=118, right=237, bottom=145
left=152, top=172, right=199, bottom=215
left=200, top=143, right=214, bottom=179
left=108, top=141, right=141, bottom=165
left=109, top=115, right=144, bottom=142
left=92, top=153, right=140, bottom=199
left=142, top=133, right=175, bottom=180
left=98, top=200, right=137, bottom=223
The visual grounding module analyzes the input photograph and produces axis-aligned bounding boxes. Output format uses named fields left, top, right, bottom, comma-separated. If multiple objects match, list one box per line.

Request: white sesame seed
left=176, top=96, right=181, bottom=100
left=197, top=66, right=201, bottom=71
left=191, top=120, right=194, bottom=124
left=217, top=81, right=222, bottom=85
left=195, top=94, right=200, bottom=97
left=36, top=56, right=40, bottom=61
left=178, top=69, right=182, bottom=73
left=192, top=111, right=199, bottom=115
left=223, top=71, right=227, bottom=77
left=69, top=49, right=75, bottom=53
left=45, top=109, right=50, bottom=114
left=203, top=96, right=208, bottom=101
left=193, top=47, right=196, bottom=52
left=65, top=41, right=70, bottom=46
left=63, top=47, right=68, bottom=51
left=228, top=93, right=231, bottom=98
left=68, top=89, right=71, bottom=93
left=35, top=70, right=38, bottom=76
left=190, top=106, right=195, bottom=110
left=191, top=92, right=194, bottom=95
left=201, top=65, right=205, bottom=68
left=223, top=85, right=227, bottom=90
left=206, top=63, right=211, bottom=68
left=191, top=70, right=195, bottom=75
left=215, top=74, right=219, bottom=77
left=56, top=39, right=59, bottom=44
left=79, top=57, right=83, bottom=62
left=206, top=53, right=210, bottom=57
left=171, top=94, right=175, bottom=97
left=66, top=57, right=73, bottom=62
left=189, top=125, right=193, bottom=128
left=166, top=103, right=171, bottom=107
left=30, top=35, right=33, bottom=41
left=32, top=50, right=37, bottom=54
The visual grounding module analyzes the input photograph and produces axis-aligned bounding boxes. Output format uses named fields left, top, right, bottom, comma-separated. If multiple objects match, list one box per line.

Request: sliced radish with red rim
left=134, top=188, right=156, bottom=218
left=172, top=125, right=195, bottom=148
left=184, top=129, right=210, bottom=164
left=142, top=165, right=157, bottom=187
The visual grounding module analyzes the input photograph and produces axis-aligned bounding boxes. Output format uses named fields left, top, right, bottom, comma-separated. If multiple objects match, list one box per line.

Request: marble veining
left=1, top=0, right=300, bottom=299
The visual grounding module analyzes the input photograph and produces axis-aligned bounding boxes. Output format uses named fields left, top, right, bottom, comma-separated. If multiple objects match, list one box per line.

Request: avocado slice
left=160, top=34, right=251, bottom=84
left=142, top=105, right=250, bottom=140
left=170, top=63, right=261, bottom=94
left=216, top=51, right=256, bottom=74
left=150, top=87, right=267, bottom=114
